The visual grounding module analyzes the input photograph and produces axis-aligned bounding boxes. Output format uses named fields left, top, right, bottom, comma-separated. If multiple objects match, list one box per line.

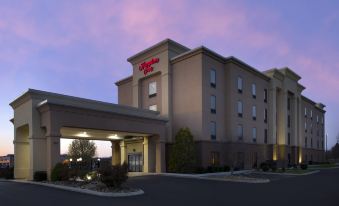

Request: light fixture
left=77, top=131, right=89, bottom=138
left=108, top=134, right=121, bottom=140
left=77, top=157, right=82, bottom=162
left=69, top=158, right=73, bottom=162
left=97, top=158, right=101, bottom=161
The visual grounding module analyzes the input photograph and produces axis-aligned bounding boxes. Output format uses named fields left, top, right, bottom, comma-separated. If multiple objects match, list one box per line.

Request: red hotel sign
left=138, top=58, right=159, bottom=75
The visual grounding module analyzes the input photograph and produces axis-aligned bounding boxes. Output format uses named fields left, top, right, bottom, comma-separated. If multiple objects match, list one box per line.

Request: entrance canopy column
left=111, top=141, right=120, bottom=165
left=120, top=141, right=127, bottom=164
left=46, top=134, right=60, bottom=180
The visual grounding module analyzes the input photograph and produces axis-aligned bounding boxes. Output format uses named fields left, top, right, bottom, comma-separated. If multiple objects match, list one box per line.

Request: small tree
left=68, top=139, right=97, bottom=164
left=168, top=128, right=197, bottom=173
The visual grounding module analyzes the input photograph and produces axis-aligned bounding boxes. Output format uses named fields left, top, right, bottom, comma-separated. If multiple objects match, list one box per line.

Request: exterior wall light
left=108, top=134, right=121, bottom=140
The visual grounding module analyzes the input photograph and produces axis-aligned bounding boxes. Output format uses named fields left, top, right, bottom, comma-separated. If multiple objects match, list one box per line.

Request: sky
left=0, top=0, right=338, bottom=157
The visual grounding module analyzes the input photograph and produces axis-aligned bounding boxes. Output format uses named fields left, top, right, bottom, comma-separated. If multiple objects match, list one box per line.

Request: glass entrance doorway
left=128, top=153, right=143, bottom=172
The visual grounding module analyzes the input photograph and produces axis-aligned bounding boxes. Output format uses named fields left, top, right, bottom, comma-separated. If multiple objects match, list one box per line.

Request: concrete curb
left=159, top=170, right=254, bottom=178
left=254, top=170, right=320, bottom=176
left=10, top=180, right=144, bottom=197
left=308, top=167, right=339, bottom=170
left=198, top=176, right=270, bottom=184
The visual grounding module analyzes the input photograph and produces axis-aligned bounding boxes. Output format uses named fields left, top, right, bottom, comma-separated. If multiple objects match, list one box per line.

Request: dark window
left=288, top=133, right=291, bottom=145
left=288, top=115, right=291, bottom=128
left=264, top=109, right=267, bottom=123
left=237, top=77, right=243, bottom=93
left=264, top=89, right=268, bottom=103
left=210, top=69, right=216, bottom=88
left=305, top=137, right=307, bottom=148
left=210, top=95, right=216, bottom=114
left=287, top=98, right=291, bottom=111
left=237, top=101, right=243, bottom=117
left=210, top=121, right=216, bottom=140
left=264, top=129, right=268, bottom=144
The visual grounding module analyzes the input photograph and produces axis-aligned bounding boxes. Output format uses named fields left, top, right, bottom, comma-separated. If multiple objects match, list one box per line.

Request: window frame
left=210, top=95, right=216, bottom=114
left=210, top=121, right=216, bottom=140
left=148, top=81, right=157, bottom=98
left=210, top=69, right=216, bottom=88
left=237, top=101, right=243, bottom=117
left=252, top=83, right=256, bottom=99
left=237, top=76, right=243, bottom=93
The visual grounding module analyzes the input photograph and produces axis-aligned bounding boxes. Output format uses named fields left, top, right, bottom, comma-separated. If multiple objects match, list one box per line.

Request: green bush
left=51, top=163, right=69, bottom=181
left=300, top=163, right=308, bottom=170
left=33, top=171, right=47, bottom=181
left=223, top=165, right=231, bottom=172
left=0, top=168, right=14, bottom=179
left=260, top=162, right=269, bottom=172
left=168, top=128, right=197, bottom=173
left=99, top=163, right=128, bottom=188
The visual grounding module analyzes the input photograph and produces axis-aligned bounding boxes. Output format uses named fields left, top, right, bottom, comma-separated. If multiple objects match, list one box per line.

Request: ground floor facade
left=10, top=89, right=326, bottom=180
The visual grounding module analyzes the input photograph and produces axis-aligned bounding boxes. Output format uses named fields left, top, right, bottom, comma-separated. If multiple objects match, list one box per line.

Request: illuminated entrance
left=10, top=89, right=167, bottom=180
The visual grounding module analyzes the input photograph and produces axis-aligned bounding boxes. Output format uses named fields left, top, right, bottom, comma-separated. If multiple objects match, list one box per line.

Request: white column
left=143, top=137, right=150, bottom=172
left=155, top=139, right=166, bottom=173
left=46, top=135, right=60, bottom=180
left=111, top=141, right=120, bottom=165
left=120, top=141, right=127, bottom=164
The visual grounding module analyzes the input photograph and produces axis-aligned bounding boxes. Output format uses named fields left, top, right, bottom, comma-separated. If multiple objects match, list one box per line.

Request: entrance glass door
left=128, top=153, right=143, bottom=172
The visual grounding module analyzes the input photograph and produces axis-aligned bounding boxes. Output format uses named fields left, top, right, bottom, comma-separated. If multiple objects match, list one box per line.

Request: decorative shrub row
left=0, top=168, right=14, bottom=179
left=33, top=171, right=47, bottom=181
left=194, top=165, right=231, bottom=174
left=98, top=163, right=128, bottom=188
left=260, top=160, right=277, bottom=172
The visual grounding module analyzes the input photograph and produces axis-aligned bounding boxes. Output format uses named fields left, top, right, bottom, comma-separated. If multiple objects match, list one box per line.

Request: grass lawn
left=308, top=163, right=337, bottom=168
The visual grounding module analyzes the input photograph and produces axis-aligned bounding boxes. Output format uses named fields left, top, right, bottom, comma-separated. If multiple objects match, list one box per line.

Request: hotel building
left=10, top=39, right=325, bottom=180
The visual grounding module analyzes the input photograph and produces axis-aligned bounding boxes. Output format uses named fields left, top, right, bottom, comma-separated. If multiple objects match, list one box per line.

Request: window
left=252, top=84, right=256, bottom=98
left=287, top=98, right=290, bottom=111
left=311, top=138, right=313, bottom=148
left=148, top=81, right=157, bottom=97
left=210, top=121, right=216, bottom=140
left=317, top=140, right=319, bottom=149
left=264, top=129, right=268, bottom=144
left=321, top=117, right=324, bottom=124
left=305, top=122, right=307, bottom=133
left=210, top=69, right=216, bottom=88
left=264, top=89, right=268, bottom=103
left=237, top=124, right=243, bottom=141
left=305, top=137, right=307, bottom=148
left=252, top=106, right=256, bottom=120
left=149, top=105, right=157, bottom=111
left=288, top=133, right=291, bottom=145
left=310, top=123, right=313, bottom=134
left=304, top=108, right=307, bottom=117
left=237, top=101, right=243, bottom=117
left=310, top=110, right=313, bottom=119
left=252, top=127, right=257, bottom=143
left=264, top=108, right=268, bottom=123
left=288, top=115, right=291, bottom=128
left=210, top=152, right=220, bottom=166
left=237, top=77, right=243, bottom=93
left=317, top=115, right=319, bottom=124
left=210, top=95, right=216, bottom=113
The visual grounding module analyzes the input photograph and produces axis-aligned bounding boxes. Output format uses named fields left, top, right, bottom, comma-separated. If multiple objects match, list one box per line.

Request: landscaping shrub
left=99, top=163, right=128, bottom=188
left=0, top=168, right=14, bottom=179
left=33, top=171, right=47, bottom=181
left=300, top=163, right=308, bottom=170
left=270, top=161, right=278, bottom=172
left=51, top=163, right=69, bottom=181
left=223, top=165, right=231, bottom=172
left=260, top=162, right=269, bottom=172
left=168, top=128, right=197, bottom=173
left=194, top=167, right=206, bottom=174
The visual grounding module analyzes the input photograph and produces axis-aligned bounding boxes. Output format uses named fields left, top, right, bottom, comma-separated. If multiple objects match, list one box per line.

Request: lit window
left=252, top=84, right=256, bottom=98
left=237, top=101, right=243, bottom=117
left=237, top=77, right=243, bottom=93
left=210, top=69, right=216, bottom=88
left=210, top=95, right=216, bottom=113
left=264, top=89, right=268, bottom=103
left=210, top=121, right=216, bottom=140
left=148, top=81, right=157, bottom=97
left=252, top=106, right=256, bottom=120
left=149, top=105, right=157, bottom=111
left=237, top=124, right=243, bottom=140
left=252, top=127, right=257, bottom=143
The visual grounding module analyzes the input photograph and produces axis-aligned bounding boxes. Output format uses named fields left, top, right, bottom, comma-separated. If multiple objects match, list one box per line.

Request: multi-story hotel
left=10, top=39, right=325, bottom=180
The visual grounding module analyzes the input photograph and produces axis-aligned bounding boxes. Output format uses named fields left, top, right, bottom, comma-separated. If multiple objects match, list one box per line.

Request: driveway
left=1, top=168, right=339, bottom=206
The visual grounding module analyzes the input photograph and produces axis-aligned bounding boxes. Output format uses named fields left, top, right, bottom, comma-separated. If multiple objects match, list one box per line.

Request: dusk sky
left=1, top=0, right=338, bottom=157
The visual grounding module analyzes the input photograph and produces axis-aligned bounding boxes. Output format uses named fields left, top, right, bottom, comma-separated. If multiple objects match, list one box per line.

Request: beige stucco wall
left=117, top=78, right=133, bottom=106
left=171, top=53, right=203, bottom=142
